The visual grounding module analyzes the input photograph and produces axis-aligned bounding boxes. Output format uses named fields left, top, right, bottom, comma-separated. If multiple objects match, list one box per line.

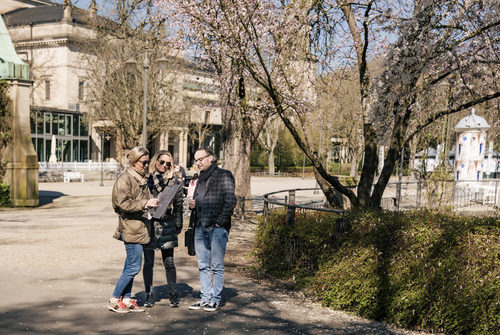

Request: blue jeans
left=112, top=237, right=143, bottom=299
left=194, top=226, right=228, bottom=304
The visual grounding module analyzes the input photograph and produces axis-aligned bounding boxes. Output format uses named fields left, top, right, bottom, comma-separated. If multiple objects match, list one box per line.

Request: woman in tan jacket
left=107, top=147, right=159, bottom=313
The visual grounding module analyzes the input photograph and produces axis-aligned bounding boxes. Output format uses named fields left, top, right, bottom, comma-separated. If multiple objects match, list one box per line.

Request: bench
left=63, top=172, right=84, bottom=183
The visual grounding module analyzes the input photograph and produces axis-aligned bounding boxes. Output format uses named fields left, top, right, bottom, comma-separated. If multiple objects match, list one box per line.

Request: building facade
left=453, top=109, right=491, bottom=181
left=1, top=0, right=222, bottom=171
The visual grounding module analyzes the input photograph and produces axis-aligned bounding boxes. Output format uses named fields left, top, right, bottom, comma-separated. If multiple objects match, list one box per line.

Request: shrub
left=254, top=209, right=345, bottom=279
left=0, top=183, right=11, bottom=207
left=254, top=209, right=500, bottom=334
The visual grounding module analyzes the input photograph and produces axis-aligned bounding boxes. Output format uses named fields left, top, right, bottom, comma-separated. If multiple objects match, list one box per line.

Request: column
left=3, top=79, right=38, bottom=206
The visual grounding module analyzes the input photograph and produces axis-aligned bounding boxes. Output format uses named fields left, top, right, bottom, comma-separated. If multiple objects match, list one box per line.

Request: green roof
left=0, top=15, right=29, bottom=80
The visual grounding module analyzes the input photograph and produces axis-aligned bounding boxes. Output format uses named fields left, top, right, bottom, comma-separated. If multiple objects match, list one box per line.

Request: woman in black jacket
left=143, top=150, right=184, bottom=308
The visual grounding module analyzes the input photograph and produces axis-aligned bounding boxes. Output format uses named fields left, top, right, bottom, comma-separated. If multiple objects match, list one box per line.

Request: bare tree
left=80, top=26, right=186, bottom=156
left=317, top=71, right=364, bottom=177
left=257, top=113, right=283, bottom=176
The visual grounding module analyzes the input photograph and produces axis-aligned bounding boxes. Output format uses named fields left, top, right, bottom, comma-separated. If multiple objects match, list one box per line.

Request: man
left=188, top=147, right=236, bottom=312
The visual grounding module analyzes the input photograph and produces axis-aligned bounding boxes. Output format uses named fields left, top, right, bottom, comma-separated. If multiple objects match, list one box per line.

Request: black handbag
left=184, top=212, right=196, bottom=256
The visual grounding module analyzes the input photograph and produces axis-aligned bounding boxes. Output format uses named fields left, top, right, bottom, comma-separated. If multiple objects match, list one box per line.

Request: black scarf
left=198, top=163, right=217, bottom=183
left=194, top=163, right=217, bottom=200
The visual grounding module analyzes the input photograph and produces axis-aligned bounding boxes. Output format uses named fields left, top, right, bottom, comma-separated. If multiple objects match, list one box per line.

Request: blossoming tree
left=160, top=0, right=500, bottom=209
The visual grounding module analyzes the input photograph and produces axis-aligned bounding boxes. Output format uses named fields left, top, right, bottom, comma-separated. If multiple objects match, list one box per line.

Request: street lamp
left=100, top=132, right=111, bottom=187
left=125, top=46, right=169, bottom=148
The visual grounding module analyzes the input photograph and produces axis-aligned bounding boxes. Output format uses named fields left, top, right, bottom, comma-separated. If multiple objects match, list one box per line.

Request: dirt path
left=0, top=181, right=434, bottom=334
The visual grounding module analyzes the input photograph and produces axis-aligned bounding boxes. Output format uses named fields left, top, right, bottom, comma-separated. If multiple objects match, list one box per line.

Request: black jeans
left=143, top=248, right=177, bottom=298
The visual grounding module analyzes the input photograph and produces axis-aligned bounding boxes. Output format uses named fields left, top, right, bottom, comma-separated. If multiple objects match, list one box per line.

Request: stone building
left=1, top=0, right=222, bottom=171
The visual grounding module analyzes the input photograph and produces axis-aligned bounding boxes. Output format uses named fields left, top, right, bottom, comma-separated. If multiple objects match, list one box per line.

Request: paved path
left=0, top=178, right=431, bottom=335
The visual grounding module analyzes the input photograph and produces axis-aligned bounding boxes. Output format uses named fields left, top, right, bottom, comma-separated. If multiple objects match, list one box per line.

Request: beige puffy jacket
left=111, top=167, right=152, bottom=244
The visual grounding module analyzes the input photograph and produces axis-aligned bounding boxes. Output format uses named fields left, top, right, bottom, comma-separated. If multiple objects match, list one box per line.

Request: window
left=36, top=111, right=43, bottom=134
left=80, top=118, right=88, bottom=136
left=44, top=113, right=51, bottom=134
left=78, top=80, right=85, bottom=101
left=45, top=80, right=50, bottom=100
left=73, top=115, right=79, bottom=136
left=458, top=144, right=462, bottom=156
left=479, top=143, right=483, bottom=155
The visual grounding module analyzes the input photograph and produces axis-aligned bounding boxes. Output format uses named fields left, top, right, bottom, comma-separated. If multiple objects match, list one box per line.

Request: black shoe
left=144, top=293, right=155, bottom=308
left=169, top=294, right=179, bottom=308
left=204, top=302, right=220, bottom=312
left=189, top=301, right=209, bottom=310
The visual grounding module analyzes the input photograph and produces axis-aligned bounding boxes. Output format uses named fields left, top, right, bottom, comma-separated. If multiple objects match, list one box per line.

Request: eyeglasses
left=159, top=160, right=172, bottom=168
left=137, top=160, right=149, bottom=166
left=194, top=154, right=210, bottom=163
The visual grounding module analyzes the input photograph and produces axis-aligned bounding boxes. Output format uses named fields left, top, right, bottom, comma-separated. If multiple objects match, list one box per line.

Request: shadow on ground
left=0, top=288, right=402, bottom=335
left=38, top=191, right=66, bottom=206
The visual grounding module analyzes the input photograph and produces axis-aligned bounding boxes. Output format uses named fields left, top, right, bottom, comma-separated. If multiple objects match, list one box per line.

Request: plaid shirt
left=194, top=166, right=236, bottom=231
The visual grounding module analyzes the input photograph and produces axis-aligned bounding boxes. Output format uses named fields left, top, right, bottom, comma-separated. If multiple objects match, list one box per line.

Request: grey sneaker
left=204, top=302, right=220, bottom=312
left=144, top=293, right=155, bottom=307
left=189, top=301, right=209, bottom=310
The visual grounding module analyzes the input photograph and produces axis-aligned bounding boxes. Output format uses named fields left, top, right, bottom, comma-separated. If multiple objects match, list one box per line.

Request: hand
left=146, top=198, right=159, bottom=208
left=188, top=199, right=196, bottom=209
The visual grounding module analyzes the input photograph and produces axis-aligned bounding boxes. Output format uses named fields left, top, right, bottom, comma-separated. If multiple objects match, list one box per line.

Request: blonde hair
left=122, top=146, right=149, bottom=168
left=149, top=150, right=174, bottom=177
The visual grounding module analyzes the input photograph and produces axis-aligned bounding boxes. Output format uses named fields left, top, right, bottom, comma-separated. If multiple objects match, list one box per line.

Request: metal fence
left=38, top=161, right=121, bottom=173
left=382, top=179, right=500, bottom=211
left=254, top=179, right=499, bottom=221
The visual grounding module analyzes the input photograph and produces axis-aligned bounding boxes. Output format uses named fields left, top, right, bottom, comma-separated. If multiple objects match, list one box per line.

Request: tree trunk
left=314, top=168, right=344, bottom=208
left=356, top=123, right=378, bottom=208
left=350, top=149, right=361, bottom=177
left=268, top=150, right=275, bottom=176
left=222, top=134, right=252, bottom=201
left=408, top=137, right=417, bottom=178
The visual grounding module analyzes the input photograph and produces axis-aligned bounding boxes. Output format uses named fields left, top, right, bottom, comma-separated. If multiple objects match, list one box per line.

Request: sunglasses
left=159, top=160, right=172, bottom=167
left=137, top=160, right=149, bottom=166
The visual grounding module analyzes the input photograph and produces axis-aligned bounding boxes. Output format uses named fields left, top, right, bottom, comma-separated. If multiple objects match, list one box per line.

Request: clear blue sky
left=53, top=0, right=103, bottom=12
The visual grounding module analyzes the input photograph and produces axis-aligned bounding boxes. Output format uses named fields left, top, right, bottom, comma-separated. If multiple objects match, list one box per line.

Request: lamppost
left=126, top=45, right=168, bottom=148
left=100, top=132, right=111, bottom=187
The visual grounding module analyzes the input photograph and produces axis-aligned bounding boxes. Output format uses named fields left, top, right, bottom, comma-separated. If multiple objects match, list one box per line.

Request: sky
left=53, top=0, right=107, bottom=12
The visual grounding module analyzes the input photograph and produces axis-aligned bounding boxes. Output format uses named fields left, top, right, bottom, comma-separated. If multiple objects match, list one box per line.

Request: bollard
left=417, top=180, right=422, bottom=208
left=241, top=197, right=246, bottom=221
left=263, top=198, right=269, bottom=225
left=286, top=190, right=296, bottom=226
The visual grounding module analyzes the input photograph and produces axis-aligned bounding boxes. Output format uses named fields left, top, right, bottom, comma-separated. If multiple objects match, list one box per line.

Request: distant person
left=186, top=173, right=198, bottom=199
left=109, top=147, right=158, bottom=313
left=188, top=147, right=236, bottom=312
left=143, top=150, right=184, bottom=308
left=174, top=164, right=186, bottom=182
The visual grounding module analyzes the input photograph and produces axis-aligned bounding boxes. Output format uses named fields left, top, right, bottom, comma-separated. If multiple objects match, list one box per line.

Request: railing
left=38, top=161, right=121, bottom=172
left=262, top=188, right=346, bottom=226
left=381, top=179, right=500, bottom=210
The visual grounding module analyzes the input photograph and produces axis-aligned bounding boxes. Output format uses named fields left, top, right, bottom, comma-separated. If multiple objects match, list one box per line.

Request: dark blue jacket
left=194, top=166, right=236, bottom=232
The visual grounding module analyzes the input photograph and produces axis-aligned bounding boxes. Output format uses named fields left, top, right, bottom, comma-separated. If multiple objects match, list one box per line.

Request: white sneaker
left=107, top=297, right=130, bottom=313
left=189, top=301, right=209, bottom=310
left=122, top=298, right=145, bottom=312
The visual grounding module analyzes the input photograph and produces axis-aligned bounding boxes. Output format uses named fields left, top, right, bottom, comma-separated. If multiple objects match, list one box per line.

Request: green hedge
left=254, top=210, right=500, bottom=334
left=0, top=183, right=11, bottom=207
